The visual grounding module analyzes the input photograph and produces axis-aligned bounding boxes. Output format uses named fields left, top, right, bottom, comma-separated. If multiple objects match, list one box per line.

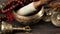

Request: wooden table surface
left=12, top=20, right=60, bottom=34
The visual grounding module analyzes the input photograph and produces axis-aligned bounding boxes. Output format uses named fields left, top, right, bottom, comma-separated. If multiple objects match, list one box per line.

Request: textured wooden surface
left=11, top=20, right=60, bottom=34
left=0, top=20, right=60, bottom=34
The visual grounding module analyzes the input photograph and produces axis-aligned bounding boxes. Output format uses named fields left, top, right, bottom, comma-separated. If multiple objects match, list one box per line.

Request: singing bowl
left=12, top=6, right=44, bottom=25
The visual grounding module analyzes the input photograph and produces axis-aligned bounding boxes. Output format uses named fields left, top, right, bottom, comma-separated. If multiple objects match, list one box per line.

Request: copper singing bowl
left=12, top=6, right=44, bottom=25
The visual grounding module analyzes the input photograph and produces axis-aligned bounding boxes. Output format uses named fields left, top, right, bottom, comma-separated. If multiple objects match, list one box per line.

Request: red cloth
left=6, top=12, right=14, bottom=21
